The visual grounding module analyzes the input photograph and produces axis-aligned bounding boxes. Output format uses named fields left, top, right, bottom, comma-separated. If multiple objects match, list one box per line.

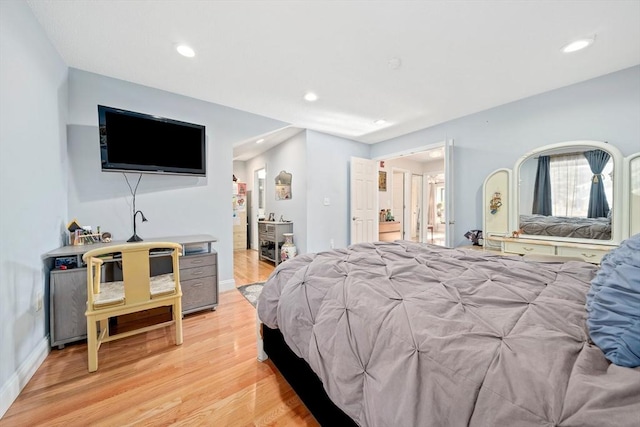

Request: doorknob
left=352, top=217, right=359, bottom=221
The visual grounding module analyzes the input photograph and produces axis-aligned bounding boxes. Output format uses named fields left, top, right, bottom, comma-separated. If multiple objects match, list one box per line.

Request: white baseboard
left=219, top=278, right=236, bottom=293
left=0, top=337, right=50, bottom=419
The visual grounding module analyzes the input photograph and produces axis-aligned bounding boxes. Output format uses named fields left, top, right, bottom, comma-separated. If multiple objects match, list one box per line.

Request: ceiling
left=27, top=0, right=640, bottom=157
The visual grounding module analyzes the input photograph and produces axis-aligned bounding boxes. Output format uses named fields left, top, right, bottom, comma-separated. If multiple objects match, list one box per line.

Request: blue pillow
left=586, top=234, right=640, bottom=368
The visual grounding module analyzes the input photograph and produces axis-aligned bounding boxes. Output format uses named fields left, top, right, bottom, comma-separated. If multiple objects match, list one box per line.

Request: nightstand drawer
left=180, top=264, right=216, bottom=281
left=180, top=253, right=216, bottom=269
left=557, top=246, right=610, bottom=264
left=182, top=277, right=216, bottom=311
left=504, top=241, right=555, bottom=256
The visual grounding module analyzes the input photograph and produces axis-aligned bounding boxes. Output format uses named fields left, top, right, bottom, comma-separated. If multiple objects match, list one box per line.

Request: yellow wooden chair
left=82, top=242, right=183, bottom=372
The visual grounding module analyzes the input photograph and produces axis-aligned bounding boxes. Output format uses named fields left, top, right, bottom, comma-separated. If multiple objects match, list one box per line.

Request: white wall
left=371, top=65, right=640, bottom=246
left=306, top=131, right=370, bottom=252
left=0, top=0, right=68, bottom=416
left=66, top=69, right=288, bottom=291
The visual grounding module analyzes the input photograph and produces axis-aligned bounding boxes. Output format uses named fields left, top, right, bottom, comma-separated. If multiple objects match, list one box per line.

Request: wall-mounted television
left=98, top=105, right=206, bottom=176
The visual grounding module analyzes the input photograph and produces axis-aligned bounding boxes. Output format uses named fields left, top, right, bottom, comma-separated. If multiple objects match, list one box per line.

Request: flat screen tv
left=98, top=105, right=206, bottom=176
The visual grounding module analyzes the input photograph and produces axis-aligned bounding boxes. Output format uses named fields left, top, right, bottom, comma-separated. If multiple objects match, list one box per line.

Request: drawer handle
left=191, top=269, right=204, bottom=275
left=582, top=253, right=596, bottom=258
left=191, top=282, right=204, bottom=287
left=523, top=247, right=534, bottom=252
left=190, top=259, right=204, bottom=265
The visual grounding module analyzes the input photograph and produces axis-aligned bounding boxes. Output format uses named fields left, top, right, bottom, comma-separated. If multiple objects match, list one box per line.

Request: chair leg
left=87, top=316, right=98, bottom=372
left=175, top=300, right=183, bottom=345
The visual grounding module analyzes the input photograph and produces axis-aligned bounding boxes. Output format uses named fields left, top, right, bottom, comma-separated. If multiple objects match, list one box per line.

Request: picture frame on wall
left=379, top=171, right=387, bottom=191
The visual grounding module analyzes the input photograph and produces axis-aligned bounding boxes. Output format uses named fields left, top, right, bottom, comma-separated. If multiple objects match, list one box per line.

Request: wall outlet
left=330, top=239, right=334, bottom=249
left=36, top=292, right=43, bottom=312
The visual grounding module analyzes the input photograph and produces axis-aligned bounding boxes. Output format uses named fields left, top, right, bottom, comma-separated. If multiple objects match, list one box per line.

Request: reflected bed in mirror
left=517, top=142, right=616, bottom=241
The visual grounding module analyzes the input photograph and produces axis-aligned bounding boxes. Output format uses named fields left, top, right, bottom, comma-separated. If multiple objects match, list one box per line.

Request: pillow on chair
left=586, top=234, right=640, bottom=368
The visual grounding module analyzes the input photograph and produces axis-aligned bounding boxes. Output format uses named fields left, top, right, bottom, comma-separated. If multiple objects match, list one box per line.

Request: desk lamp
left=127, top=210, right=148, bottom=242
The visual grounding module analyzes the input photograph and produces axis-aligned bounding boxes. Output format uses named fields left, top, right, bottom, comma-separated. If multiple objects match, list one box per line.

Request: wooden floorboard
left=1, top=249, right=318, bottom=426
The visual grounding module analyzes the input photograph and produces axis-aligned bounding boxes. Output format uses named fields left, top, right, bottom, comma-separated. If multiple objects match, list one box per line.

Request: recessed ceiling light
left=176, top=44, right=195, bottom=58
left=304, top=92, right=318, bottom=102
left=256, top=138, right=265, bottom=144
left=562, top=37, right=595, bottom=53
left=429, top=150, right=443, bottom=158
left=374, top=119, right=387, bottom=126
left=388, top=58, right=402, bottom=70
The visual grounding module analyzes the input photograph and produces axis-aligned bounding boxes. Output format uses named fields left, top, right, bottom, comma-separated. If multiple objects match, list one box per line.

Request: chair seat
left=93, top=273, right=177, bottom=309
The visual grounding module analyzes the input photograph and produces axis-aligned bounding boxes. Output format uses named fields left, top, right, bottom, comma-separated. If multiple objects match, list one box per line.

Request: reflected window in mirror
left=548, top=153, right=613, bottom=217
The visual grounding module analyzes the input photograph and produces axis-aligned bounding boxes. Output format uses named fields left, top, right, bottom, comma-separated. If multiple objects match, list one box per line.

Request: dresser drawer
left=557, top=246, right=610, bottom=264
left=180, top=253, right=216, bottom=269
left=504, top=241, right=555, bottom=256
left=182, top=276, right=217, bottom=311
left=180, top=264, right=216, bottom=282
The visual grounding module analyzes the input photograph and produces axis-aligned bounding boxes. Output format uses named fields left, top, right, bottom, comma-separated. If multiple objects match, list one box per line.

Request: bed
left=257, top=240, right=640, bottom=426
left=519, top=214, right=611, bottom=240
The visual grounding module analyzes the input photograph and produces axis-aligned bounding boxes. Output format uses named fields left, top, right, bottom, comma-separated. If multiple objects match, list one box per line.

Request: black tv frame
left=98, top=105, right=206, bottom=177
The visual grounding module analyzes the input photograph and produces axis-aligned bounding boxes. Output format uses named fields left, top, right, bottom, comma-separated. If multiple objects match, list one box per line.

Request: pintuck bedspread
left=519, top=214, right=611, bottom=240
left=257, top=241, right=640, bottom=427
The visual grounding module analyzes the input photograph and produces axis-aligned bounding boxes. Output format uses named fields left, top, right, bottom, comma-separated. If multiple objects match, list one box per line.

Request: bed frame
left=261, top=325, right=358, bottom=426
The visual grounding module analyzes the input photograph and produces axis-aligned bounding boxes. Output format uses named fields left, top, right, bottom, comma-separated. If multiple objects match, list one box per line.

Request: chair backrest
left=82, top=242, right=183, bottom=309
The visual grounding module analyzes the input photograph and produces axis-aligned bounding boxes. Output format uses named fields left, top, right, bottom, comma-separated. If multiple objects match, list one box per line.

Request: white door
left=444, top=139, right=455, bottom=247
left=350, top=157, right=378, bottom=244
left=411, top=174, right=423, bottom=242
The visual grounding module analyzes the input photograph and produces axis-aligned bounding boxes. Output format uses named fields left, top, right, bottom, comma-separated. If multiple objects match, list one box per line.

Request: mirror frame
left=511, top=140, right=624, bottom=246
left=624, top=153, right=640, bottom=237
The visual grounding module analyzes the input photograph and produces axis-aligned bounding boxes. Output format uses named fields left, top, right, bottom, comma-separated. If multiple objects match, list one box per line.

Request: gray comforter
left=257, top=241, right=640, bottom=427
left=519, top=214, right=611, bottom=240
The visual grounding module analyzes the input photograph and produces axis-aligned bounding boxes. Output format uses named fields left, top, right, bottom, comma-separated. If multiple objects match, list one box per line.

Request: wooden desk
left=379, top=221, right=401, bottom=241
left=43, top=234, right=218, bottom=348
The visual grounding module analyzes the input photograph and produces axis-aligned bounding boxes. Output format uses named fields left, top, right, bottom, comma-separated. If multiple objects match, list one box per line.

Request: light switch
left=323, top=197, right=330, bottom=206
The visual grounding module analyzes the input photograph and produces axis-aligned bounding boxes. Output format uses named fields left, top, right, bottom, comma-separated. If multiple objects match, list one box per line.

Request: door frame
left=373, top=139, right=454, bottom=247
left=251, top=165, right=266, bottom=251
left=391, top=167, right=410, bottom=240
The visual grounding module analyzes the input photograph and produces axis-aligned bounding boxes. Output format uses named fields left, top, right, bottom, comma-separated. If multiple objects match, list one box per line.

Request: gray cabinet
left=45, top=234, right=218, bottom=348
left=180, top=252, right=218, bottom=314
left=50, top=268, right=88, bottom=349
left=258, top=221, right=293, bottom=266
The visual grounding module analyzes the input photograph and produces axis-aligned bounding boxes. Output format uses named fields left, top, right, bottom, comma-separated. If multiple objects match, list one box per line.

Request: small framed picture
left=378, top=171, right=387, bottom=191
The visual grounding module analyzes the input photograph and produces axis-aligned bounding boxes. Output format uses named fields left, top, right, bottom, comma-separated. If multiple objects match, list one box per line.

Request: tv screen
left=98, top=105, right=206, bottom=176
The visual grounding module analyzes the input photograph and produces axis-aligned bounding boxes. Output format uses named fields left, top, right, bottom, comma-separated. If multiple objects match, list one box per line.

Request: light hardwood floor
left=1, top=250, right=318, bottom=426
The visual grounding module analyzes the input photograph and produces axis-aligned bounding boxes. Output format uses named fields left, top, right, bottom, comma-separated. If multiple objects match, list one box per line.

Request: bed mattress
left=258, top=241, right=640, bottom=426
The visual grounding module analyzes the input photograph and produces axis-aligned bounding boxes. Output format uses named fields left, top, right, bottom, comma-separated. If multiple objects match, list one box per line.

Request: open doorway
left=376, top=140, right=453, bottom=247
left=250, top=167, right=266, bottom=250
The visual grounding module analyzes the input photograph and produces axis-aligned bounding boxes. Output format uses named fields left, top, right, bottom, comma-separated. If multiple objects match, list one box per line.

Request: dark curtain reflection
left=532, top=155, right=552, bottom=216
left=584, top=149, right=611, bottom=218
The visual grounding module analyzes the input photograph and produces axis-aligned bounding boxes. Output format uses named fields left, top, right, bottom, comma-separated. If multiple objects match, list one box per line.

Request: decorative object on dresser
left=258, top=221, right=293, bottom=266
left=280, top=233, right=297, bottom=261
left=43, top=234, right=218, bottom=349
left=483, top=140, right=639, bottom=263
left=82, top=241, right=183, bottom=372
